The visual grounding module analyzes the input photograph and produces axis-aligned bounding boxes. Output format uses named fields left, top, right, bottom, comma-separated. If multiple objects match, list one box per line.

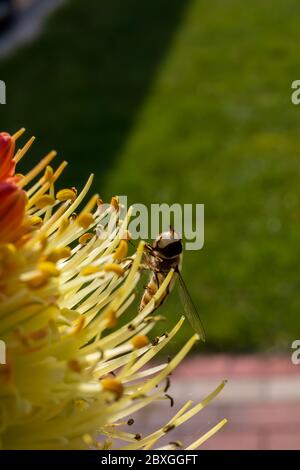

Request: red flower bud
left=0, top=132, right=16, bottom=181
left=0, top=182, right=26, bottom=243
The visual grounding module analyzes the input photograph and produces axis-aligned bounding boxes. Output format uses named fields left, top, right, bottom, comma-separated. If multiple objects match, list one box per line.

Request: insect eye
left=160, top=241, right=182, bottom=258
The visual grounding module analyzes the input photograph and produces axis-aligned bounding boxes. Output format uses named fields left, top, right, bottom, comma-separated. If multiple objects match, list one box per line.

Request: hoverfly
left=140, top=229, right=206, bottom=341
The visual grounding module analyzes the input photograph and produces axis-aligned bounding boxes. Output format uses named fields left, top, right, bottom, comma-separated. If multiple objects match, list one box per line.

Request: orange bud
left=0, top=132, right=15, bottom=181
left=0, top=182, right=26, bottom=243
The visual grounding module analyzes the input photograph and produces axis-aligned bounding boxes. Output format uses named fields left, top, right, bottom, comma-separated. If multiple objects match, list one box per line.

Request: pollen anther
left=77, top=212, right=94, bottom=229
left=101, top=378, right=123, bottom=399
left=113, top=240, right=128, bottom=260
left=103, top=263, right=125, bottom=276
left=131, top=334, right=150, bottom=349
left=56, top=188, right=77, bottom=202
left=35, top=195, right=55, bottom=209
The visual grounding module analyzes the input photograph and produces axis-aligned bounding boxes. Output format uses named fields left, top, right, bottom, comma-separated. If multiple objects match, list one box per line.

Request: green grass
left=2, top=0, right=300, bottom=352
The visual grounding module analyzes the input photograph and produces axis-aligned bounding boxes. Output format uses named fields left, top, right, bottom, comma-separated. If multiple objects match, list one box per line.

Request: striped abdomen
left=139, top=270, right=178, bottom=312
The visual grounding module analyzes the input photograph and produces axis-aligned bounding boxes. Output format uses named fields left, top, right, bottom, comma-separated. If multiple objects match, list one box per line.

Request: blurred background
left=1, top=0, right=300, bottom=449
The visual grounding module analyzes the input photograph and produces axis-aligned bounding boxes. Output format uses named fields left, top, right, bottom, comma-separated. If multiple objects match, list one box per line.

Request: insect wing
left=177, top=271, right=206, bottom=342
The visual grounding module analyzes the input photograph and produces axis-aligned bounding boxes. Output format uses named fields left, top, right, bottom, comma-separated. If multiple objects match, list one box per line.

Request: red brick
left=222, top=403, right=300, bottom=428
left=269, top=432, right=300, bottom=450
left=173, top=355, right=298, bottom=379
left=200, top=430, right=260, bottom=450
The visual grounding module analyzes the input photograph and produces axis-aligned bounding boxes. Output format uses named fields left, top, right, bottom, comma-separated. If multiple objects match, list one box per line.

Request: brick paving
left=134, top=355, right=300, bottom=450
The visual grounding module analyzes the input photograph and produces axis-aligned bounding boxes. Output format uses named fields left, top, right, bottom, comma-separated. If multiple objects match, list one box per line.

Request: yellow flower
left=0, top=129, right=227, bottom=450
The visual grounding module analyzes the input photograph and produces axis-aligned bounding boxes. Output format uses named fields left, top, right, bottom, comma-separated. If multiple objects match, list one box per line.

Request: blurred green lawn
left=1, top=0, right=300, bottom=352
